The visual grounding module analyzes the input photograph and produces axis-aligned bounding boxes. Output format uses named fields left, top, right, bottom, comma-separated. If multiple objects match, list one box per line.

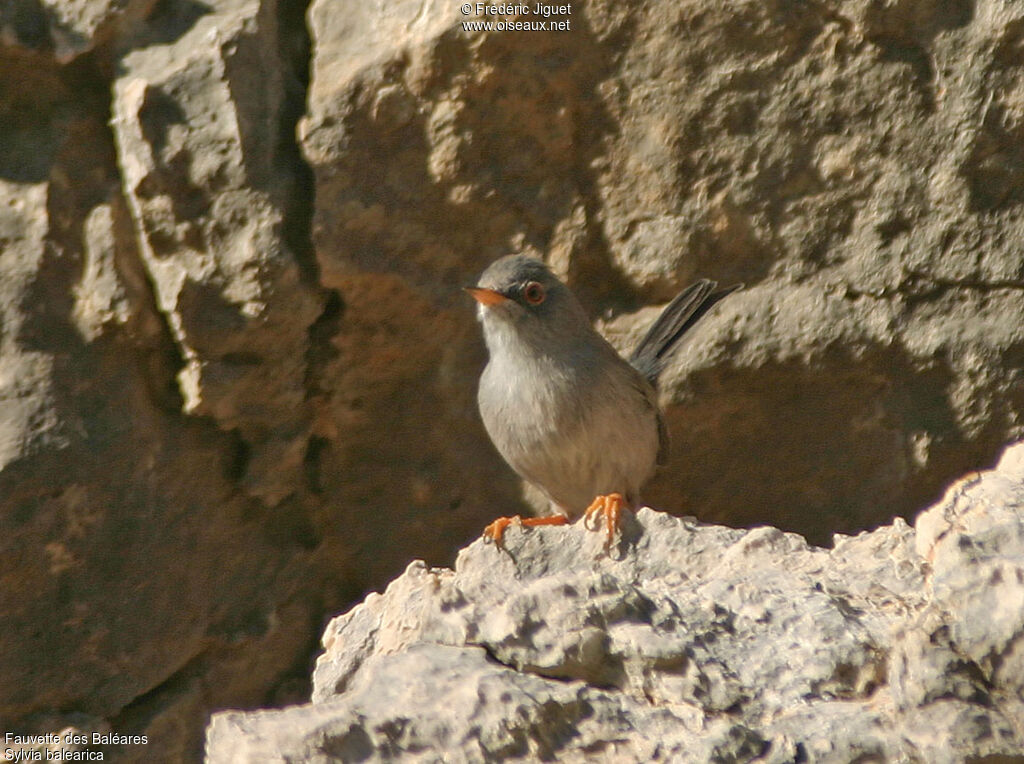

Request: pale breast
left=479, top=345, right=661, bottom=516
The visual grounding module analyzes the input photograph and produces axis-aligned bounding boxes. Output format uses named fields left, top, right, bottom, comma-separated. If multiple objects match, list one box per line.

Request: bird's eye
left=523, top=281, right=546, bottom=305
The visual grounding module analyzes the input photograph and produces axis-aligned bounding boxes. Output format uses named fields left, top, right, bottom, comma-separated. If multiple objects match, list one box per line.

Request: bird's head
left=466, top=255, right=592, bottom=355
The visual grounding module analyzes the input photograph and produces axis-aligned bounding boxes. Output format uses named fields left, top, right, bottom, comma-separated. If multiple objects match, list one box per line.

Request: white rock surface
left=207, top=443, right=1024, bottom=762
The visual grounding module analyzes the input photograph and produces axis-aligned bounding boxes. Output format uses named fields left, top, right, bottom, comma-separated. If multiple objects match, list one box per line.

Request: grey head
left=466, top=255, right=596, bottom=357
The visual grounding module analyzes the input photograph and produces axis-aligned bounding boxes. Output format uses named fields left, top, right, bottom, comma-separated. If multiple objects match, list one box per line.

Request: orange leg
left=483, top=514, right=568, bottom=548
left=583, top=493, right=625, bottom=550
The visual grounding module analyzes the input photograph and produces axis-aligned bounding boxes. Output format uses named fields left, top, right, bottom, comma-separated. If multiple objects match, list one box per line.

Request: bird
left=466, top=254, right=741, bottom=550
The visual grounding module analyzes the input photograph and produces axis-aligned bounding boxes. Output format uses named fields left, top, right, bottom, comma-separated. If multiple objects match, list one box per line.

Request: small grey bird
left=467, top=254, right=740, bottom=548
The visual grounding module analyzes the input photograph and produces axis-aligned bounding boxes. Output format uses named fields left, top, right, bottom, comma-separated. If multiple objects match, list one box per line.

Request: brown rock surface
left=1, top=0, right=1023, bottom=760
left=301, top=0, right=1024, bottom=545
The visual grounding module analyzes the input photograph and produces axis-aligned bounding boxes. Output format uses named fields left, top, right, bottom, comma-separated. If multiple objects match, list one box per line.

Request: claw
left=482, top=516, right=518, bottom=548
left=583, top=493, right=624, bottom=551
left=483, top=514, right=568, bottom=549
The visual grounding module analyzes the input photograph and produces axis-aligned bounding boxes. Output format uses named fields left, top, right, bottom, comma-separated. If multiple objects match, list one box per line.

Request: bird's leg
left=583, top=493, right=625, bottom=550
left=482, top=514, right=568, bottom=549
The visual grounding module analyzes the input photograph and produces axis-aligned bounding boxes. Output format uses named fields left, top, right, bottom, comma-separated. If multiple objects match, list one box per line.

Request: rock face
left=1, top=1, right=330, bottom=760
left=3, top=0, right=1024, bottom=759
left=300, top=0, right=1024, bottom=546
left=207, top=443, right=1024, bottom=762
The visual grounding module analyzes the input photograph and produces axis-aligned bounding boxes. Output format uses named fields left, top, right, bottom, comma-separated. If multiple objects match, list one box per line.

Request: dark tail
left=628, top=280, right=742, bottom=385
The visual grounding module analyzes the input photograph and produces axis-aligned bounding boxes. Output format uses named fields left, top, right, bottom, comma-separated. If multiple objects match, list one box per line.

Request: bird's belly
left=480, top=364, right=659, bottom=516
left=523, top=414, right=658, bottom=514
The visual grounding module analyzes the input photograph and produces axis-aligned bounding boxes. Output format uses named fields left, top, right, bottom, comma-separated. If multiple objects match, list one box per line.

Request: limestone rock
left=206, top=443, right=1024, bottom=762
left=0, top=0, right=324, bottom=760
left=5, top=0, right=1024, bottom=759
left=299, top=0, right=1024, bottom=548
left=111, top=0, right=322, bottom=504
left=0, top=0, right=155, bottom=60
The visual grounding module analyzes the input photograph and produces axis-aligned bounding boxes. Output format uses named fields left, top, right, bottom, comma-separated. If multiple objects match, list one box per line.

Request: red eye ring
left=523, top=281, right=546, bottom=305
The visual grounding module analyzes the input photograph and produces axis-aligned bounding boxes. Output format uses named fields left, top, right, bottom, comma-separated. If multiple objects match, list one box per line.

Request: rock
left=0, top=0, right=325, bottom=760
left=0, top=0, right=155, bottom=60
left=299, top=0, right=1024, bottom=548
left=5, top=0, right=1024, bottom=759
left=111, top=0, right=322, bottom=504
left=206, top=443, right=1024, bottom=762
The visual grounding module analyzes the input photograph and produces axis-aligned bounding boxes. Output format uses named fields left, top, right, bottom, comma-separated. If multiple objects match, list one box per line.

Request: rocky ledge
left=206, top=444, right=1024, bottom=762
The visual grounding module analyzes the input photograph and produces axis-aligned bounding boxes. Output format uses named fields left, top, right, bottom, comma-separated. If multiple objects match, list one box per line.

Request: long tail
left=628, top=280, right=742, bottom=385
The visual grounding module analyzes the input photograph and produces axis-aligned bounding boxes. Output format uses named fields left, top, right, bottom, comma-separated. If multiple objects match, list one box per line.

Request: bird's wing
left=656, top=408, right=670, bottom=466
left=626, top=368, right=670, bottom=467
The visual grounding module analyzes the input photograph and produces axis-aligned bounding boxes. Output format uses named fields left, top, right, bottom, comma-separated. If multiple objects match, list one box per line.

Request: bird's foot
left=583, top=493, right=625, bottom=551
left=482, top=514, right=568, bottom=549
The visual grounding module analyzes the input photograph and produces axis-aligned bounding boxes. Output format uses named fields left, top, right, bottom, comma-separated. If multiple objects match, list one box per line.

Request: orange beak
left=464, top=287, right=509, bottom=307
